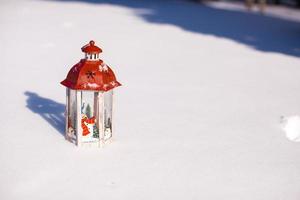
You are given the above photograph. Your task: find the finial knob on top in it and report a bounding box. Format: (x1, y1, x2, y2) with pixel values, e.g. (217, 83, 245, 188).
(81, 40, 102, 54)
(89, 40, 95, 46)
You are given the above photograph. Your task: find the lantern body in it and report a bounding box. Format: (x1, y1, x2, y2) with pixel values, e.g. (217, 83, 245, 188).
(61, 41, 121, 147)
(66, 89, 113, 147)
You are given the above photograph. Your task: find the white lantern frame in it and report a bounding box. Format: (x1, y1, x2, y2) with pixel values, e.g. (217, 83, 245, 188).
(65, 89, 114, 147)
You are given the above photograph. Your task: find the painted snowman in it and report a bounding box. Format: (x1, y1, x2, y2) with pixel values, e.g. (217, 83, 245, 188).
(81, 114, 97, 142)
(104, 128, 112, 140)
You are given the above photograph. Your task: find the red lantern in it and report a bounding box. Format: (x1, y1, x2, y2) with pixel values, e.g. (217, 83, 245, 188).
(61, 40, 121, 147)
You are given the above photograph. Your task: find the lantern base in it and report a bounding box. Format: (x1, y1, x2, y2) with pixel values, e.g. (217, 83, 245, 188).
(75, 138, 113, 148)
(79, 141, 102, 148)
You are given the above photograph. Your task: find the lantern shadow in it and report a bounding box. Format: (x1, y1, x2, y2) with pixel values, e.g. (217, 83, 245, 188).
(24, 91, 65, 136)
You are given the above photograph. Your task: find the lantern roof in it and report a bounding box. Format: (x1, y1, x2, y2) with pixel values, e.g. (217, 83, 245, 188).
(61, 41, 121, 91)
(81, 40, 102, 54)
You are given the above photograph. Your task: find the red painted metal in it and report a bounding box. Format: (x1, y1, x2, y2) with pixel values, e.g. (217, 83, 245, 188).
(81, 40, 102, 54)
(61, 41, 121, 91)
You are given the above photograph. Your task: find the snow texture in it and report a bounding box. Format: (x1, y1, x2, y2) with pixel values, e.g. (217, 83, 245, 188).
(281, 116, 300, 142)
(1, 0, 300, 199)
(86, 82, 99, 88)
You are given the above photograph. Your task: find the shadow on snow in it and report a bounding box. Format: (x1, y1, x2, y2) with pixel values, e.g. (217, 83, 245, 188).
(48, 0, 300, 57)
(24, 91, 65, 136)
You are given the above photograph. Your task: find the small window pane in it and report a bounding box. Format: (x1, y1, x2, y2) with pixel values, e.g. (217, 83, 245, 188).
(81, 91, 99, 143)
(67, 89, 77, 142)
(104, 90, 113, 140)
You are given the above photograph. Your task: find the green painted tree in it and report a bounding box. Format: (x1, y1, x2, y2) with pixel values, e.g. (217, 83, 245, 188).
(93, 125, 99, 138)
(85, 104, 92, 118)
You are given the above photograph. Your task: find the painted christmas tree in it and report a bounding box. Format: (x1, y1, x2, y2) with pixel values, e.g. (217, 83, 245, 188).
(85, 104, 92, 118)
(93, 125, 99, 138)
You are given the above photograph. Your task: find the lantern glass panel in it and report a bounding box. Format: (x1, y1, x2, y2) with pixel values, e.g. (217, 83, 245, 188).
(81, 91, 99, 142)
(104, 90, 113, 140)
(66, 89, 77, 141)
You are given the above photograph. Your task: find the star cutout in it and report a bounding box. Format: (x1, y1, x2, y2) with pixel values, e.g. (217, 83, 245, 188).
(86, 71, 96, 79)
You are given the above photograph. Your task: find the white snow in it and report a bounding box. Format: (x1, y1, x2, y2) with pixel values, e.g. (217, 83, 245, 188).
(99, 63, 108, 71)
(1, 0, 300, 199)
(87, 82, 99, 88)
(281, 115, 300, 142)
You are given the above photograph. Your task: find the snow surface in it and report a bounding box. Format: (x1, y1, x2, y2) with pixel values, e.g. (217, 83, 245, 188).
(1, 0, 300, 199)
(281, 115, 300, 142)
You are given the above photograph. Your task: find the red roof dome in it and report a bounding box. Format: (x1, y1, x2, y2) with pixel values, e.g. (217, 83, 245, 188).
(61, 41, 121, 91)
(61, 59, 121, 91)
(81, 40, 102, 54)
